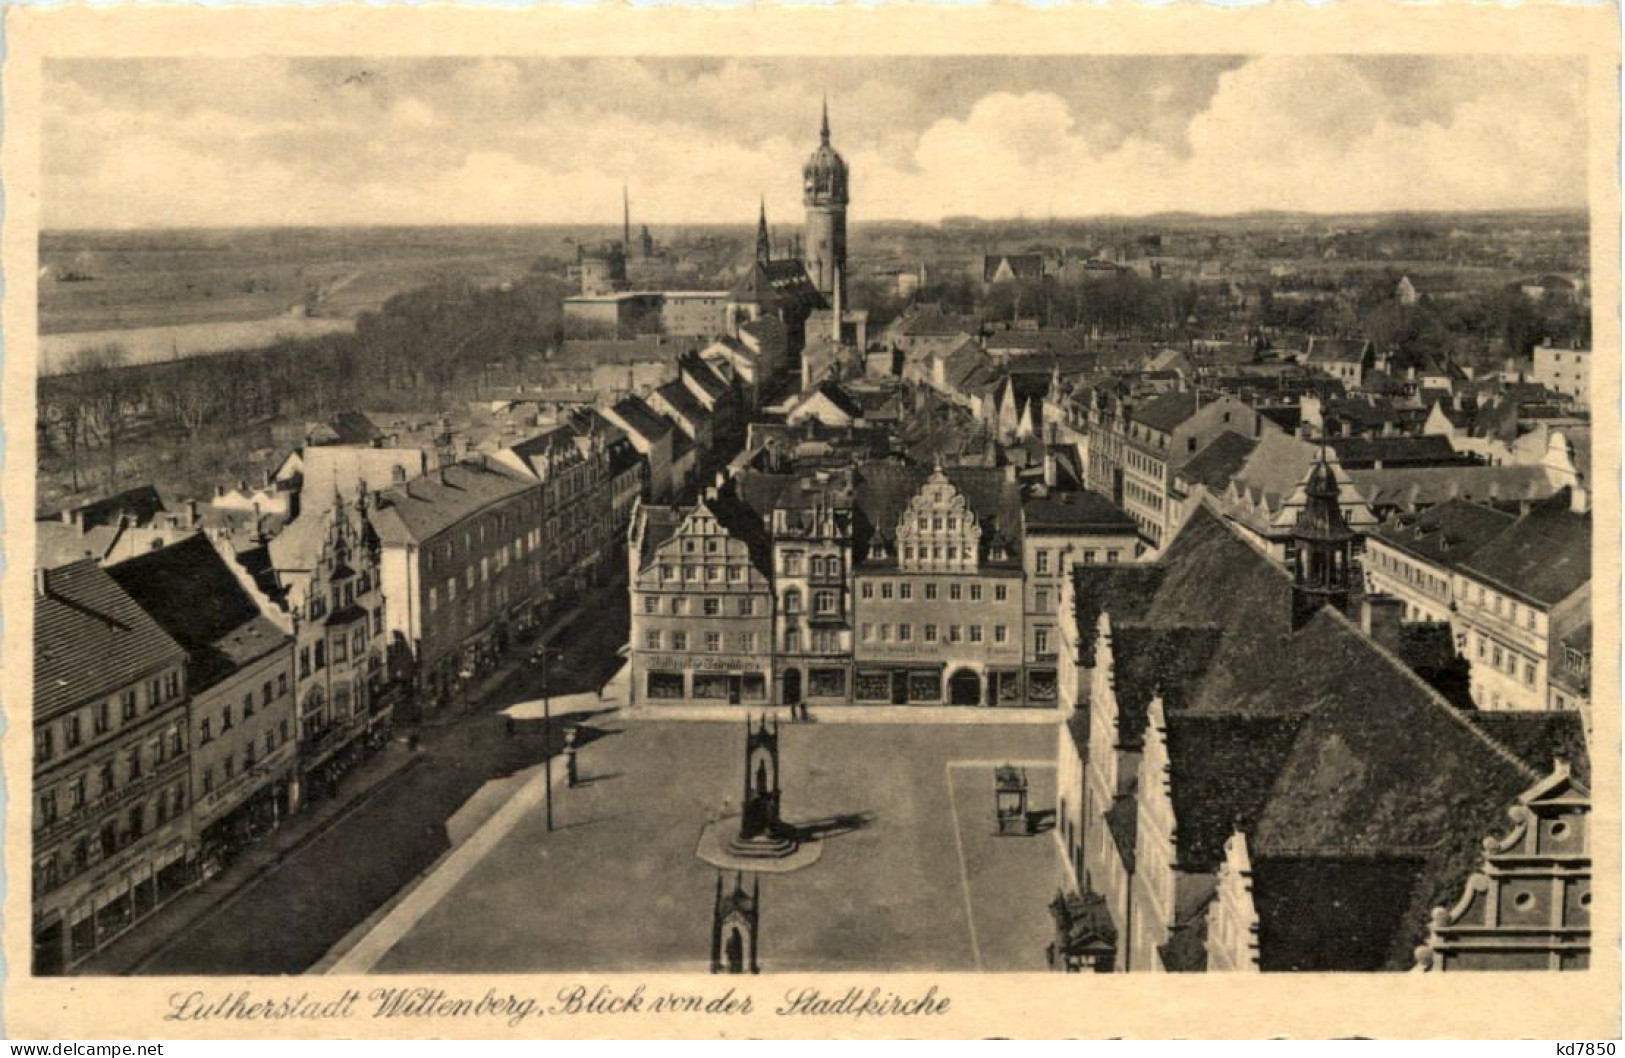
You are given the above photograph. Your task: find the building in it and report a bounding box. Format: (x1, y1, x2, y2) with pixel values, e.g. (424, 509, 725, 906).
(489, 423, 615, 607)
(1452, 488, 1591, 713)
(1085, 391, 1278, 551)
(627, 487, 776, 705)
(108, 535, 298, 874)
(1365, 499, 1515, 624)
(765, 469, 856, 708)
(802, 100, 848, 306)
(369, 463, 544, 711)
(33, 561, 192, 974)
(850, 463, 1027, 706)
(1304, 336, 1374, 389)
(1054, 475, 1591, 972)
(1532, 343, 1590, 408)
(601, 394, 679, 503)
(1020, 490, 1140, 704)
(232, 488, 392, 804)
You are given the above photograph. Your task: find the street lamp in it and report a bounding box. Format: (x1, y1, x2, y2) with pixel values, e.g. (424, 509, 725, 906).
(532, 645, 564, 832)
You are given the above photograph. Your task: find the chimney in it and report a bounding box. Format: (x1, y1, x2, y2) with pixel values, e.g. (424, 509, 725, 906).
(186, 499, 200, 527)
(1361, 594, 1406, 654)
(1570, 484, 1591, 515)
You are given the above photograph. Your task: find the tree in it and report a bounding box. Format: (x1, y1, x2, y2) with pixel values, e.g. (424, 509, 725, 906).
(66, 344, 139, 491)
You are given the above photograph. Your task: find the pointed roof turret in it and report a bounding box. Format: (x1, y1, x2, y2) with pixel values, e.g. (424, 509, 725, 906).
(820, 95, 831, 145)
(756, 198, 771, 263)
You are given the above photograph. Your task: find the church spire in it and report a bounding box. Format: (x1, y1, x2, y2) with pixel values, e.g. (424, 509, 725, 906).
(820, 95, 830, 146)
(756, 198, 771, 263)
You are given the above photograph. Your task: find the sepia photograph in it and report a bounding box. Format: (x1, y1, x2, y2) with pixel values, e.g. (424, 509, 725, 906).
(6, 7, 1619, 1039)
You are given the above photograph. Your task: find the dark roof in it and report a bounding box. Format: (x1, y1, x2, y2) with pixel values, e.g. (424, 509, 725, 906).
(1324, 435, 1468, 469)
(36, 559, 188, 718)
(983, 253, 1045, 282)
(806, 381, 865, 421)
(1467, 711, 1591, 788)
(323, 410, 384, 446)
(654, 378, 709, 426)
(46, 485, 166, 531)
(1305, 336, 1372, 365)
(1251, 855, 1429, 972)
(679, 355, 730, 402)
(1177, 432, 1258, 493)
(108, 534, 290, 692)
(731, 258, 825, 311)
(1108, 625, 1225, 749)
(1166, 714, 1306, 870)
(1459, 490, 1590, 606)
(555, 337, 677, 368)
(1369, 499, 1516, 571)
(851, 462, 1023, 565)
(635, 505, 683, 569)
(1071, 564, 1164, 664)
(1128, 391, 1199, 433)
(610, 394, 676, 444)
(1021, 490, 1136, 534)
(1105, 790, 1138, 874)
(369, 462, 536, 545)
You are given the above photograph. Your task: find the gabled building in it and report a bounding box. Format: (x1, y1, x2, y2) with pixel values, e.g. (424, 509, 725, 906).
(1304, 336, 1374, 389)
(627, 486, 776, 706)
(33, 561, 192, 975)
(1055, 469, 1591, 973)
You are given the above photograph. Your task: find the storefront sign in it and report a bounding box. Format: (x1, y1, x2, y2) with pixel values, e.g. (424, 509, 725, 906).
(642, 654, 764, 672)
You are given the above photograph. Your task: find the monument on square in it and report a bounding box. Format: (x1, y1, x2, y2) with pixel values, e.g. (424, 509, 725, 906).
(695, 712, 822, 873)
(710, 871, 761, 974)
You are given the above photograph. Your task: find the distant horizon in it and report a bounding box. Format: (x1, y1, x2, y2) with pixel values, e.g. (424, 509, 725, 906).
(46, 56, 1587, 228)
(39, 204, 1594, 237)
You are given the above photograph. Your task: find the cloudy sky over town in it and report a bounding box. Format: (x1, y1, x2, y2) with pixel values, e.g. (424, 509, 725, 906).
(45, 55, 1587, 229)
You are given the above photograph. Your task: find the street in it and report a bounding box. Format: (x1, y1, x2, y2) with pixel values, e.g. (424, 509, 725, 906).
(125, 576, 630, 976)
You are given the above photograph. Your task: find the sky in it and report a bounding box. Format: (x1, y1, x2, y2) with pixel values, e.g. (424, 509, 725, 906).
(43, 55, 1589, 229)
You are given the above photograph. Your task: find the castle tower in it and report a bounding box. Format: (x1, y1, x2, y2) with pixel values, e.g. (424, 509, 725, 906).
(1291, 448, 1354, 631)
(802, 96, 849, 307)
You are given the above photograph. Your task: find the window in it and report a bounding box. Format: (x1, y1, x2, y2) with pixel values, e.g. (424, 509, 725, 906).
(925, 624, 938, 642)
(969, 625, 984, 643)
(784, 552, 803, 576)
(1036, 589, 1051, 612)
(948, 625, 962, 643)
(1035, 628, 1052, 654)
(644, 596, 659, 614)
(1525, 661, 1537, 687)
(265, 731, 276, 755)
(737, 597, 754, 616)
(995, 584, 1008, 602)
(970, 584, 983, 602)
(861, 623, 873, 642)
(950, 584, 963, 602)
(899, 624, 912, 642)
(881, 583, 894, 600)
(994, 625, 1008, 644)
(738, 633, 756, 652)
(815, 591, 837, 615)
(645, 630, 662, 650)
(315, 641, 327, 670)
(1036, 550, 1051, 574)
(925, 583, 938, 601)
(121, 689, 137, 721)
(203, 768, 214, 794)
(899, 583, 913, 601)
(672, 632, 688, 652)
(277, 673, 288, 697)
(333, 635, 348, 664)
(706, 632, 722, 653)
(671, 597, 688, 615)
(861, 583, 874, 600)
(703, 598, 721, 617)
(879, 624, 891, 642)
(94, 701, 110, 735)
(784, 589, 803, 615)
(784, 629, 800, 653)
(223, 706, 234, 732)
(126, 745, 142, 780)
(65, 715, 82, 749)
(707, 566, 722, 582)
(99, 759, 115, 793)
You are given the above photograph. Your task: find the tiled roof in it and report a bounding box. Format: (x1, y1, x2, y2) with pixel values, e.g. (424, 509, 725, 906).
(47, 485, 166, 531)
(1458, 489, 1590, 606)
(1108, 625, 1225, 749)
(851, 462, 1023, 564)
(1467, 711, 1591, 788)
(1305, 336, 1372, 364)
(108, 534, 290, 692)
(36, 559, 187, 719)
(1105, 789, 1138, 874)
(1021, 489, 1136, 533)
(1166, 713, 1306, 870)
(1129, 392, 1199, 433)
(1250, 854, 1429, 972)
(1348, 464, 1559, 512)
(609, 395, 676, 445)
(654, 379, 709, 426)
(1368, 499, 1516, 570)
(1070, 565, 1163, 664)
(635, 505, 683, 570)
(1324, 435, 1465, 468)
(369, 463, 536, 546)
(1177, 432, 1258, 494)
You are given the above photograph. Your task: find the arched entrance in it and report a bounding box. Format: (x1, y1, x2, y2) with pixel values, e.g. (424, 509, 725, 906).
(782, 669, 802, 706)
(948, 668, 982, 706)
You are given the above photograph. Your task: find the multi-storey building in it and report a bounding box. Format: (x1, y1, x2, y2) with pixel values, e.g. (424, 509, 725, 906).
(1365, 500, 1514, 624)
(627, 488, 776, 705)
(34, 560, 192, 974)
(491, 422, 614, 609)
(110, 535, 298, 868)
(1532, 342, 1590, 408)
(232, 489, 390, 806)
(850, 463, 1026, 706)
(1085, 390, 1276, 551)
(768, 471, 855, 708)
(370, 462, 544, 711)
(1020, 491, 1140, 706)
(1452, 488, 1591, 713)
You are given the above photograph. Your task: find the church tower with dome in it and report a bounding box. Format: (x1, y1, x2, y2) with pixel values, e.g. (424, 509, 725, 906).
(802, 98, 849, 307)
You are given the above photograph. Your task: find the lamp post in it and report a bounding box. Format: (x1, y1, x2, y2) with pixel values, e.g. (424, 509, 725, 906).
(532, 645, 563, 832)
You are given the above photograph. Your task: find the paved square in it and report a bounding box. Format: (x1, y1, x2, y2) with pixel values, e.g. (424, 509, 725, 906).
(370, 720, 1065, 973)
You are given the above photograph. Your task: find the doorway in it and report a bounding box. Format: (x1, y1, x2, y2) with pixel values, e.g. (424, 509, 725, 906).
(948, 668, 982, 706)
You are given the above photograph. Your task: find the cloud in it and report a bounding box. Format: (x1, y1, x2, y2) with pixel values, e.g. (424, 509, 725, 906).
(42, 55, 1587, 228)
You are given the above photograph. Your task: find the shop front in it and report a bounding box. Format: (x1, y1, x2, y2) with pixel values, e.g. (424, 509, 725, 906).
(853, 665, 945, 705)
(639, 653, 771, 705)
